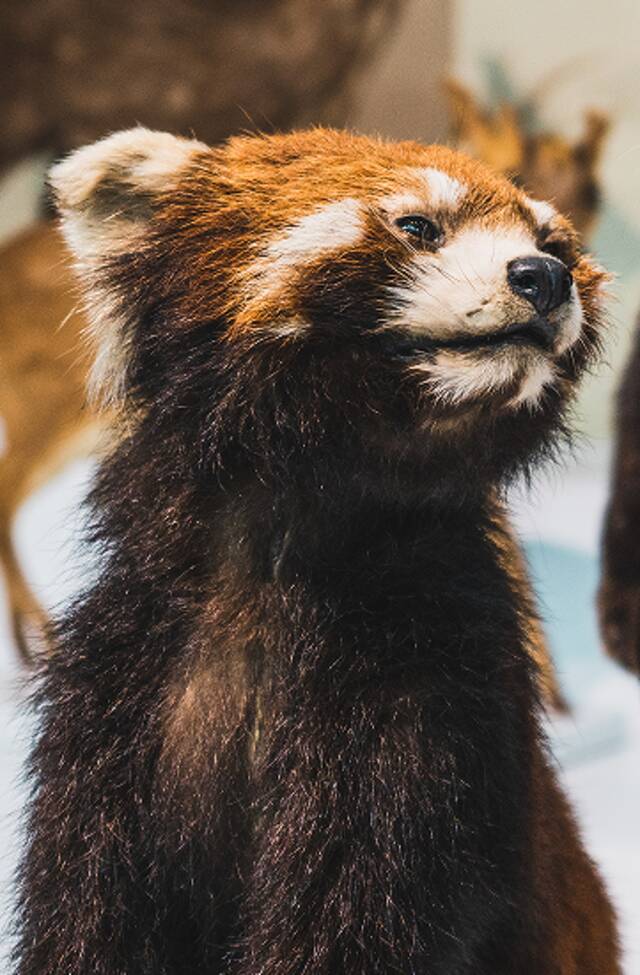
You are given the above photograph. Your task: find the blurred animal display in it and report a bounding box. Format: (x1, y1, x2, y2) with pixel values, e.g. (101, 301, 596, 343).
(0, 0, 404, 177)
(598, 314, 640, 677)
(445, 78, 610, 240)
(0, 225, 99, 663)
(15, 124, 619, 975)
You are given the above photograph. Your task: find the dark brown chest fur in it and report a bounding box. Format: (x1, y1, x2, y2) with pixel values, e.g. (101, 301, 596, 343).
(14, 325, 621, 974)
(146, 479, 538, 973)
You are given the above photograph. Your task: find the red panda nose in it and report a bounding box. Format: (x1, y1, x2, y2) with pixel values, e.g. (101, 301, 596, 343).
(507, 257, 573, 315)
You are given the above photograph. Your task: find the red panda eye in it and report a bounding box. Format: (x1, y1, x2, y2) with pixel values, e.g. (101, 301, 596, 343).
(395, 215, 443, 249)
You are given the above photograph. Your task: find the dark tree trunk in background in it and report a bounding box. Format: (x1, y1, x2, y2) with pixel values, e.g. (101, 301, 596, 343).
(599, 312, 640, 675)
(0, 0, 405, 173)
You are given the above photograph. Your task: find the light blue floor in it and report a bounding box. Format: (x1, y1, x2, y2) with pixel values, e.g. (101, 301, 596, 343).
(525, 541, 619, 702)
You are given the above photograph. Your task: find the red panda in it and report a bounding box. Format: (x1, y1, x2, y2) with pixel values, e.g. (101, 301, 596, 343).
(16, 127, 619, 975)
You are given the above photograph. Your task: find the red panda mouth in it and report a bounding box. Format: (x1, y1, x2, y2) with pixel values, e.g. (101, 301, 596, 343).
(392, 317, 556, 357)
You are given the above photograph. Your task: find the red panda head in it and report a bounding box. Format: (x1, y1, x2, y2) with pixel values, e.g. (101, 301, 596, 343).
(50, 127, 607, 490)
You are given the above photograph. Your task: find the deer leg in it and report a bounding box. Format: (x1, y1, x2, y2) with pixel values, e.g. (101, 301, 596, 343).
(0, 517, 48, 666)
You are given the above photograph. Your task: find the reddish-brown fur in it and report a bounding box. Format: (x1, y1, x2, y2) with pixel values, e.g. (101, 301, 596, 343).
(0, 219, 565, 712)
(14, 128, 619, 974)
(2, 72, 608, 677)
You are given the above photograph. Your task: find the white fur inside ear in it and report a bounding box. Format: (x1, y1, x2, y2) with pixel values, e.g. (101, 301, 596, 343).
(49, 128, 207, 265)
(49, 127, 207, 213)
(49, 128, 207, 408)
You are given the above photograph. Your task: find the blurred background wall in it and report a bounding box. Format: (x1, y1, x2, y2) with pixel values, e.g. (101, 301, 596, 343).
(351, 0, 452, 140)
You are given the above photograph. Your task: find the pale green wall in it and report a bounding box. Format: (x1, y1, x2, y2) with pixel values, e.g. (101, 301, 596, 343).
(454, 0, 640, 439)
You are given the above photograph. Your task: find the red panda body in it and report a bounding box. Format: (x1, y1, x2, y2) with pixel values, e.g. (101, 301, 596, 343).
(16, 128, 619, 974)
(599, 309, 640, 675)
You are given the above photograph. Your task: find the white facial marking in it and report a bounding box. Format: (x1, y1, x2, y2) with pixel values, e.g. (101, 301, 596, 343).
(247, 198, 363, 307)
(508, 361, 555, 410)
(379, 192, 426, 220)
(379, 170, 466, 222)
(385, 221, 584, 406)
(554, 284, 583, 354)
(266, 198, 363, 270)
(411, 167, 467, 208)
(412, 349, 555, 410)
(411, 351, 518, 406)
(526, 197, 557, 228)
(387, 226, 541, 339)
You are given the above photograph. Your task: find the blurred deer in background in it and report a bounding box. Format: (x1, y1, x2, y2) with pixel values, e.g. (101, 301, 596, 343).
(445, 78, 610, 239)
(0, 0, 408, 663)
(0, 224, 99, 663)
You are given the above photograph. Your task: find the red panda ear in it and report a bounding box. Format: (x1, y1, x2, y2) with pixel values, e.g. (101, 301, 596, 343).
(48, 127, 207, 268)
(48, 128, 208, 409)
